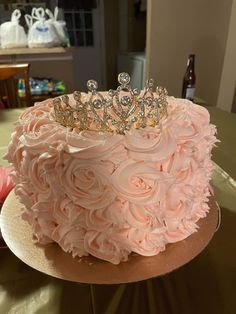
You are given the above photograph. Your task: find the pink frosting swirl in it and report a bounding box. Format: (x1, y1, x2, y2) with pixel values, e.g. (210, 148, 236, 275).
(112, 159, 174, 205)
(125, 125, 176, 161)
(167, 98, 205, 143)
(61, 156, 115, 210)
(84, 230, 130, 264)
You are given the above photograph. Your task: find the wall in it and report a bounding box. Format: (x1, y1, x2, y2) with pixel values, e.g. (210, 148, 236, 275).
(146, 0, 233, 105)
(103, 0, 119, 89)
(119, 0, 146, 53)
(72, 6, 106, 91)
(217, 0, 236, 112)
(127, 0, 146, 52)
(104, 0, 146, 89)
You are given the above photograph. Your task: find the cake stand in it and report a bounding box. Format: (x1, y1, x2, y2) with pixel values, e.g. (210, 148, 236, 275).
(0, 191, 220, 285)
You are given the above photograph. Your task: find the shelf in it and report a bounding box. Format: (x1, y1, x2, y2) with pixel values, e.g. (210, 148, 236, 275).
(0, 47, 71, 56)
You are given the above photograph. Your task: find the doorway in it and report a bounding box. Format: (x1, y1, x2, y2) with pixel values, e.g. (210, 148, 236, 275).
(62, 0, 106, 91)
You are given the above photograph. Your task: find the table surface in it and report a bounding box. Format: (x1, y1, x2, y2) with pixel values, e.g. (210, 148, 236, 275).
(0, 105, 235, 314)
(207, 106, 236, 180)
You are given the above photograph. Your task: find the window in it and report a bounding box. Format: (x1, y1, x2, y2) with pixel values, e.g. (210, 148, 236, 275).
(64, 10, 94, 47)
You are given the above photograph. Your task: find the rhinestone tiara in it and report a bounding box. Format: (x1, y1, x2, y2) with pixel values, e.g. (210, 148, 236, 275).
(53, 72, 168, 135)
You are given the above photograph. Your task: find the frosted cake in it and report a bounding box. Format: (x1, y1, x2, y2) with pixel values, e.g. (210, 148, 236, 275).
(5, 73, 217, 264)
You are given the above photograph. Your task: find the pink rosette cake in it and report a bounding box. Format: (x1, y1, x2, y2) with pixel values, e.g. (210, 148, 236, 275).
(5, 73, 217, 264)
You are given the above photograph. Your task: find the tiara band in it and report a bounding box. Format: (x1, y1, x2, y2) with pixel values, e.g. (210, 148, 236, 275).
(53, 72, 168, 135)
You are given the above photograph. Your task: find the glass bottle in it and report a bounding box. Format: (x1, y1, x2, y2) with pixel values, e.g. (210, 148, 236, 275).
(182, 54, 196, 101)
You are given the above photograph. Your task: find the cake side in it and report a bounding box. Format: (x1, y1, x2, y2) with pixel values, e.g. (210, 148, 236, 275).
(4, 95, 217, 264)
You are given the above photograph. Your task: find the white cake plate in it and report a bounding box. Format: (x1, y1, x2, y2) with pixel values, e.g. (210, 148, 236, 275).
(0, 191, 219, 284)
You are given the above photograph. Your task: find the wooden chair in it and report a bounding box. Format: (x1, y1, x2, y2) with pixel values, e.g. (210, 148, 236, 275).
(0, 63, 31, 108)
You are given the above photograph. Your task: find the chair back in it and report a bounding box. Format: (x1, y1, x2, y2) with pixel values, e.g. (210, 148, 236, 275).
(0, 64, 31, 108)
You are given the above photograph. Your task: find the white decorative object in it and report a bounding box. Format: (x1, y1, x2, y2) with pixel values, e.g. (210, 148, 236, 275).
(27, 7, 60, 48)
(45, 7, 67, 46)
(0, 9, 27, 48)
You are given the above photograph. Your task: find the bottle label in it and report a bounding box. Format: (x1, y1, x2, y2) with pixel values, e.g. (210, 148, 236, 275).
(186, 87, 195, 100)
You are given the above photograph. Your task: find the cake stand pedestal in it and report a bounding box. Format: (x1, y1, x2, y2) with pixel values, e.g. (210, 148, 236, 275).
(0, 191, 220, 312)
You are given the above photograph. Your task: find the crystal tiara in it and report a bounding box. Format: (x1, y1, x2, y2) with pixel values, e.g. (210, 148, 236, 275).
(53, 72, 168, 134)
